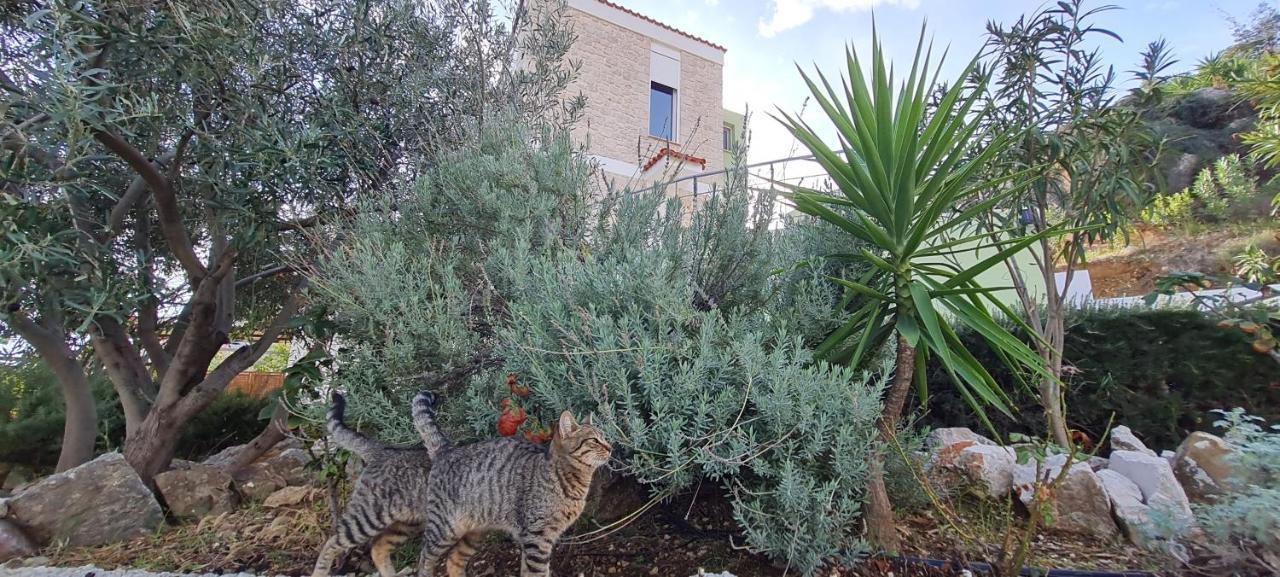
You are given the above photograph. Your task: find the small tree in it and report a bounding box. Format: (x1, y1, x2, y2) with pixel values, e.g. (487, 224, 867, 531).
(975, 0, 1160, 447)
(777, 25, 1057, 550)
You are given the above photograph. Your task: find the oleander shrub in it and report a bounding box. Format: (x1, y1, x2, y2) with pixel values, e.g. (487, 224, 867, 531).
(920, 307, 1280, 450)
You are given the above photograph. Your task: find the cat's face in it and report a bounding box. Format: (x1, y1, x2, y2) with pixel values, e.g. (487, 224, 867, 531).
(553, 410, 612, 468)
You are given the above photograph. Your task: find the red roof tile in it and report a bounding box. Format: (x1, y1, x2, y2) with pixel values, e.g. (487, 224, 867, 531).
(643, 147, 708, 172)
(595, 0, 727, 52)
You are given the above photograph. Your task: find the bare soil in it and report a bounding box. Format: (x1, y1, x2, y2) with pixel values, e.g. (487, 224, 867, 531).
(1084, 225, 1280, 298)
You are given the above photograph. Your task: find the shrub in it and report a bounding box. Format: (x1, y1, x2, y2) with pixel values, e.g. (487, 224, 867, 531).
(176, 393, 272, 460)
(1148, 409, 1280, 575)
(919, 307, 1280, 451)
(0, 360, 124, 470)
(1142, 190, 1195, 228)
(457, 186, 884, 574)
(313, 112, 887, 572)
(1191, 167, 1231, 219)
(1233, 245, 1278, 284)
(0, 358, 271, 469)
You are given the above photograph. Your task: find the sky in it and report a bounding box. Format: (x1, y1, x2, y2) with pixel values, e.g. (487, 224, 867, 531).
(611, 0, 1258, 164)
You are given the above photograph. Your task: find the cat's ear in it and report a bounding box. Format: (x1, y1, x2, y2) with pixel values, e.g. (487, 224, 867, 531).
(558, 410, 579, 434)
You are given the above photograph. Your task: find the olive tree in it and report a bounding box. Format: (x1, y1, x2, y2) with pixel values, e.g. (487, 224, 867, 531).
(0, 0, 575, 479)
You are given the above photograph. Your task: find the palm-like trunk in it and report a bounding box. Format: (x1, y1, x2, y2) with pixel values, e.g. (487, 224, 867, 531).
(864, 334, 916, 551)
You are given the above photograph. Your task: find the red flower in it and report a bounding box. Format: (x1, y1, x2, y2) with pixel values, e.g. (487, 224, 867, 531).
(523, 419, 552, 444)
(507, 373, 530, 397)
(497, 405, 526, 437)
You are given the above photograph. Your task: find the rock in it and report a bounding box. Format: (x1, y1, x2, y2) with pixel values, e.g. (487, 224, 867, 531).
(1097, 469, 1153, 544)
(1174, 432, 1236, 489)
(155, 463, 239, 520)
(0, 519, 35, 562)
(203, 437, 305, 469)
(1087, 456, 1109, 471)
(262, 485, 317, 508)
(1160, 450, 1176, 464)
(1014, 457, 1119, 539)
(1173, 88, 1250, 129)
(3, 453, 163, 547)
(1164, 153, 1202, 192)
(17, 555, 47, 567)
(0, 465, 34, 493)
(925, 428, 995, 451)
(231, 444, 312, 501)
(928, 445, 1016, 499)
(1110, 426, 1155, 456)
(1172, 455, 1222, 503)
(1109, 450, 1196, 533)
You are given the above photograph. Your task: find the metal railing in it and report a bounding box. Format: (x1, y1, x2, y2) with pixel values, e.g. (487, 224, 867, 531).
(634, 154, 834, 211)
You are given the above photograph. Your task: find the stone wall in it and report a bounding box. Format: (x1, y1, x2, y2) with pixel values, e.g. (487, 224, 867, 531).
(563, 3, 725, 179)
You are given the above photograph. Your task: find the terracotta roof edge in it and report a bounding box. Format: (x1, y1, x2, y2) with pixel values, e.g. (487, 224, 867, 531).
(595, 0, 727, 52)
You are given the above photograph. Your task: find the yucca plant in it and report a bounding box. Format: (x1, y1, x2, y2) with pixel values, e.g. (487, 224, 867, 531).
(775, 26, 1059, 550)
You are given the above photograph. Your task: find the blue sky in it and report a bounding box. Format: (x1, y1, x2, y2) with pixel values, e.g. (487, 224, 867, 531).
(614, 0, 1256, 163)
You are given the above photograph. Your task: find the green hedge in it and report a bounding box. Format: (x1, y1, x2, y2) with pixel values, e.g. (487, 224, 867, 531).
(0, 359, 271, 471)
(918, 307, 1280, 451)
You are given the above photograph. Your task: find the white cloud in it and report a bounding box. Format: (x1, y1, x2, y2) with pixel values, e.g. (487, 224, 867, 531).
(757, 0, 921, 38)
(704, 0, 720, 6)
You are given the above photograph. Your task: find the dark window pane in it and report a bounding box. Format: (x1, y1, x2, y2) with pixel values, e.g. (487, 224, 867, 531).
(650, 82, 675, 140)
(723, 124, 732, 149)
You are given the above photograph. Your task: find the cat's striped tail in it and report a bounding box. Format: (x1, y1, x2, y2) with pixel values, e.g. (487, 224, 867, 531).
(412, 390, 450, 459)
(327, 392, 385, 458)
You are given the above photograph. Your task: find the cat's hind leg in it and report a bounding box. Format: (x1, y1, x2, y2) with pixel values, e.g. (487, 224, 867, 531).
(415, 509, 462, 577)
(517, 529, 555, 577)
(370, 524, 414, 577)
(313, 499, 397, 577)
(443, 531, 483, 577)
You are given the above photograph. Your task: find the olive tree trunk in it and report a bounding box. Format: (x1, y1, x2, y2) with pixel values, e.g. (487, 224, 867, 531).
(6, 311, 98, 472)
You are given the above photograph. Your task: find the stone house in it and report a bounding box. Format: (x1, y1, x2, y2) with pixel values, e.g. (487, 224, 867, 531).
(561, 0, 733, 203)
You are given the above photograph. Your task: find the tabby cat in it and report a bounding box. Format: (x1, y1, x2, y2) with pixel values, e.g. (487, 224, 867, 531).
(311, 391, 442, 577)
(409, 389, 612, 577)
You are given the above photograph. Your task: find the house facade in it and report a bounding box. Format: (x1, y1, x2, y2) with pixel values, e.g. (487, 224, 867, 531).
(562, 0, 728, 199)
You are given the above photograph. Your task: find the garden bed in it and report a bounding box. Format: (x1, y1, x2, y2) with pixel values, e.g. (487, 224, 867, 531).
(42, 489, 1164, 577)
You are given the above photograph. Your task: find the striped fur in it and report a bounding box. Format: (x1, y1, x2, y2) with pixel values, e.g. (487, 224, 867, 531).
(415, 408, 611, 577)
(326, 392, 386, 458)
(412, 390, 450, 459)
(312, 393, 434, 577)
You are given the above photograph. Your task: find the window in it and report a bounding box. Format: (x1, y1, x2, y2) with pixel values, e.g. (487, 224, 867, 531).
(723, 123, 734, 149)
(649, 82, 676, 140)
